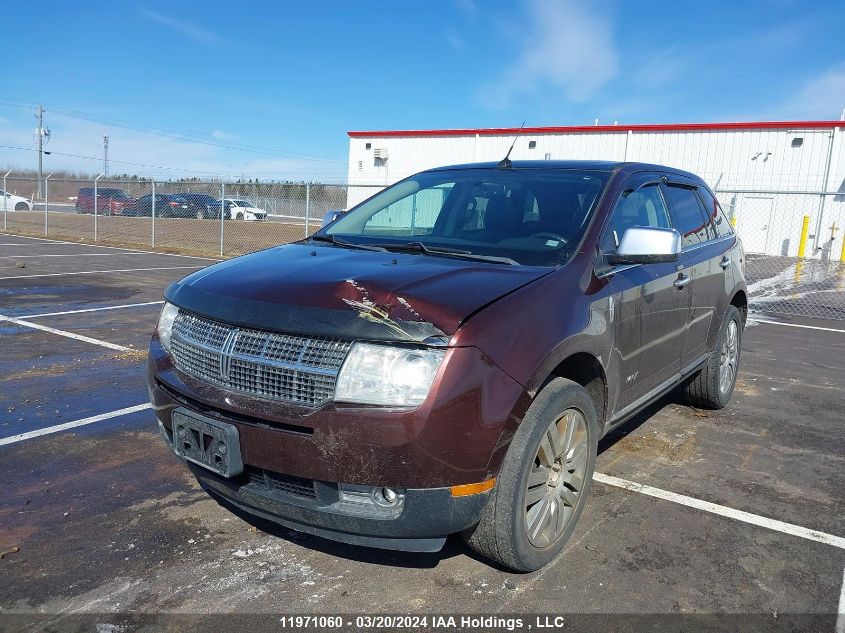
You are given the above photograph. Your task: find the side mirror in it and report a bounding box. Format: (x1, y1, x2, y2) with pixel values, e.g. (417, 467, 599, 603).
(606, 226, 681, 265)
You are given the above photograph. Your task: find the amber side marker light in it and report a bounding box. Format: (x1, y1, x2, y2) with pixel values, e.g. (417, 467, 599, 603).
(450, 478, 497, 497)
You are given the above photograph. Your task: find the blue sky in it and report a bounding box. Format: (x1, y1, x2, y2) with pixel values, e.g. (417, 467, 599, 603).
(1, 0, 844, 181)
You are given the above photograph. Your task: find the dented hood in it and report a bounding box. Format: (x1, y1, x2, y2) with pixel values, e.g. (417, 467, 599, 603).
(165, 244, 550, 342)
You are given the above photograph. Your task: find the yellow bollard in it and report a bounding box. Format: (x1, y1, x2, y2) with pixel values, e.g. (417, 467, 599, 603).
(841, 233, 845, 263)
(730, 216, 737, 228)
(797, 215, 810, 258)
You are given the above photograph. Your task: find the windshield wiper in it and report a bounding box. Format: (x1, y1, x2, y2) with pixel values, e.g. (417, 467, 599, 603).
(373, 241, 517, 265)
(310, 234, 387, 252)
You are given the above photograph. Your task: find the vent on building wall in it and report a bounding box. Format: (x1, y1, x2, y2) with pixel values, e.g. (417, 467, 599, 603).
(373, 148, 389, 159)
(791, 137, 804, 148)
(365, 142, 372, 150)
(528, 140, 537, 149)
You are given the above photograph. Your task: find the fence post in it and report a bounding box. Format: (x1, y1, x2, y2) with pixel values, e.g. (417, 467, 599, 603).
(220, 181, 225, 257)
(44, 172, 53, 236)
(151, 181, 156, 247)
(94, 173, 103, 241)
(2, 170, 10, 232)
(304, 183, 310, 238)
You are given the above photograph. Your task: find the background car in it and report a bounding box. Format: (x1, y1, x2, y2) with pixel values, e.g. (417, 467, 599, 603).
(223, 199, 267, 221)
(1, 189, 32, 211)
(179, 193, 222, 219)
(75, 188, 134, 215)
(125, 194, 191, 217)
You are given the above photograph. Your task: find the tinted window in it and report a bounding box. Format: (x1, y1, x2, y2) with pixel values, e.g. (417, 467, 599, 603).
(601, 183, 671, 253)
(698, 187, 733, 238)
(663, 184, 711, 247)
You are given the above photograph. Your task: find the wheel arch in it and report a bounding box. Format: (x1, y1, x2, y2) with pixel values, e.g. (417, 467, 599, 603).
(730, 289, 748, 324)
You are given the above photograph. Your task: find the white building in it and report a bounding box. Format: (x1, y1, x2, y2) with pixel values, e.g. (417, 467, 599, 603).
(347, 119, 845, 259)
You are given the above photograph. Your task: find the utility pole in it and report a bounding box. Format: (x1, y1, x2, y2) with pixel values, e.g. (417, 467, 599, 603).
(36, 104, 45, 197)
(103, 135, 110, 177)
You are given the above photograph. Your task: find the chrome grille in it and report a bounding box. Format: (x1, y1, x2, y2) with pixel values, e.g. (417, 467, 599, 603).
(169, 311, 351, 407)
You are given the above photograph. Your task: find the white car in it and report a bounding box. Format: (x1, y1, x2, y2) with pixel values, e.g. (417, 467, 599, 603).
(223, 199, 267, 221)
(1, 189, 32, 211)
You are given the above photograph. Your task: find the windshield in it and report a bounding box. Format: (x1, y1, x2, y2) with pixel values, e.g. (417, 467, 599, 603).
(326, 168, 610, 266)
(231, 200, 252, 207)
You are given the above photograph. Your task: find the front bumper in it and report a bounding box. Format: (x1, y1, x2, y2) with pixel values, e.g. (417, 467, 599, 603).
(148, 336, 527, 551)
(157, 419, 490, 552)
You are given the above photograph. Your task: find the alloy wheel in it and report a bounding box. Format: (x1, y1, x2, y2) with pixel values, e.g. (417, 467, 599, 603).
(525, 408, 589, 548)
(719, 320, 739, 395)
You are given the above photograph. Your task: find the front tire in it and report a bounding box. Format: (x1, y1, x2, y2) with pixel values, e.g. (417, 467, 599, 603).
(236, 212, 244, 221)
(463, 378, 598, 572)
(15, 202, 28, 211)
(682, 305, 742, 409)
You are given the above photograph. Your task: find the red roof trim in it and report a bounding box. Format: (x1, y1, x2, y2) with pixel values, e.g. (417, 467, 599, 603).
(348, 120, 845, 138)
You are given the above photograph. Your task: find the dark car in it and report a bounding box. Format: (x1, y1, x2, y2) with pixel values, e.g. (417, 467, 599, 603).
(179, 193, 223, 219)
(76, 187, 133, 215)
(148, 161, 747, 571)
(125, 194, 190, 218)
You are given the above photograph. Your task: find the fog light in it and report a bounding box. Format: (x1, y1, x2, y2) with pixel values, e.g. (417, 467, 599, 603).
(373, 487, 399, 507)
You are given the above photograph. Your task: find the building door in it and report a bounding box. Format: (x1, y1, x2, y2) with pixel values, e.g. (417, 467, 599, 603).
(738, 196, 774, 254)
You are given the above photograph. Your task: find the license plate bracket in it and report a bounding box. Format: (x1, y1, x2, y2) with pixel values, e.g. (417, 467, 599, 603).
(172, 409, 244, 478)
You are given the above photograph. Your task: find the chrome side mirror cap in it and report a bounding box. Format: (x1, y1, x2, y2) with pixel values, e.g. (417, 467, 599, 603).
(606, 226, 681, 265)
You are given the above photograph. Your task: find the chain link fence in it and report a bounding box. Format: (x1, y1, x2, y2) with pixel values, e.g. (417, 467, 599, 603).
(1, 176, 377, 258)
(2, 174, 844, 321)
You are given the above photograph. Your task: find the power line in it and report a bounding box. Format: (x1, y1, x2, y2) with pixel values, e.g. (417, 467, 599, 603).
(0, 144, 351, 180)
(0, 99, 346, 165)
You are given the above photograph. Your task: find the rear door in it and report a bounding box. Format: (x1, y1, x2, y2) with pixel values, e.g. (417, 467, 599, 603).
(662, 179, 731, 371)
(600, 173, 686, 411)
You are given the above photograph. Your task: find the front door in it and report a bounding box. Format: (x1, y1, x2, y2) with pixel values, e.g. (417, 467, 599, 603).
(600, 174, 687, 412)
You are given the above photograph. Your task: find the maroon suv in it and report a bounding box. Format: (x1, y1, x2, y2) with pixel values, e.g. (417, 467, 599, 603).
(148, 161, 747, 571)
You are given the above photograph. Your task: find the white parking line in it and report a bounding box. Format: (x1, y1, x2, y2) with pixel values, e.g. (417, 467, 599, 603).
(593, 472, 845, 549)
(0, 404, 152, 447)
(836, 567, 845, 633)
(0, 252, 150, 258)
(749, 318, 845, 334)
(21, 301, 165, 319)
(0, 314, 133, 351)
(0, 232, 221, 261)
(0, 265, 200, 281)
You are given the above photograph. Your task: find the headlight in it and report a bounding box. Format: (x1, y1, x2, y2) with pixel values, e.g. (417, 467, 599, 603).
(334, 343, 446, 407)
(157, 302, 179, 352)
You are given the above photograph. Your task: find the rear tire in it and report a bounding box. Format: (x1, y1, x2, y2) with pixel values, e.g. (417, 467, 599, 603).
(462, 378, 598, 572)
(682, 305, 742, 409)
(236, 212, 244, 221)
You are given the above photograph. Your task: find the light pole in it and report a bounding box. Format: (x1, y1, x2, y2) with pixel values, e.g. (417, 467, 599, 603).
(103, 136, 110, 177)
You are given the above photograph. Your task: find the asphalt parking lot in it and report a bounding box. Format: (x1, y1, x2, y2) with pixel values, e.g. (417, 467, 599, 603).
(0, 233, 843, 632)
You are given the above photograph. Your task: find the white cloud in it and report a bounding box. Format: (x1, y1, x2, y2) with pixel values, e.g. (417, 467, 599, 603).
(140, 9, 223, 45)
(455, 0, 477, 15)
(780, 63, 845, 120)
(211, 130, 238, 141)
(484, 0, 617, 108)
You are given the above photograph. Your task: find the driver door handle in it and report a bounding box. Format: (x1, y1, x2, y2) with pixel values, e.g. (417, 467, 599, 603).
(720, 256, 732, 270)
(673, 274, 691, 290)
